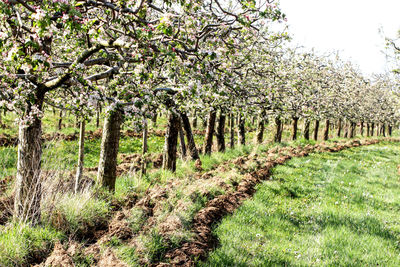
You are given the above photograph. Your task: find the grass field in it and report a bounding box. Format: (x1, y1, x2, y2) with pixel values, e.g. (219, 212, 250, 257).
(203, 142, 400, 266)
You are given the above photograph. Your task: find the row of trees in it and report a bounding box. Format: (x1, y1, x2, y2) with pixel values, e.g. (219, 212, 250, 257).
(0, 0, 399, 223)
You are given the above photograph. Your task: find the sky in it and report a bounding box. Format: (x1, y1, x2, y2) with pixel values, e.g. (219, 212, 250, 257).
(278, 0, 400, 75)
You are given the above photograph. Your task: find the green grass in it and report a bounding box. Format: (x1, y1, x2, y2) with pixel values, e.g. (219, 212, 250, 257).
(202, 142, 400, 266)
(42, 192, 111, 237)
(0, 223, 63, 266)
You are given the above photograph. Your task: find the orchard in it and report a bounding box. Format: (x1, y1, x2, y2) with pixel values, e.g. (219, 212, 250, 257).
(0, 0, 400, 266)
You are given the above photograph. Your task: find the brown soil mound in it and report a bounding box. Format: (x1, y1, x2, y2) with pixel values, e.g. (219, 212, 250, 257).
(97, 248, 128, 267)
(41, 242, 74, 267)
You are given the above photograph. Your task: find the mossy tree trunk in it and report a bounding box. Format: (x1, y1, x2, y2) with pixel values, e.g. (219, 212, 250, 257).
(14, 91, 45, 224)
(97, 109, 124, 192)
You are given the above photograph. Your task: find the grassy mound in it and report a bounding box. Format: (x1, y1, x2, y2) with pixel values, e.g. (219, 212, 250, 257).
(203, 142, 400, 266)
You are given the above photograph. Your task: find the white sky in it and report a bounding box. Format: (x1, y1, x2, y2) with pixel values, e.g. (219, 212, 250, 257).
(279, 0, 400, 75)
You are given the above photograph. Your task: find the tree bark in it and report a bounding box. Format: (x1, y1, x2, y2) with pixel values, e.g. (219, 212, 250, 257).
(274, 117, 283, 143)
(230, 112, 235, 148)
(314, 120, 320, 141)
(192, 110, 198, 129)
(292, 117, 299, 140)
(389, 125, 393, 136)
(58, 110, 63, 130)
(303, 119, 310, 140)
(152, 112, 158, 128)
(162, 111, 180, 172)
(376, 123, 379, 136)
(360, 121, 364, 136)
(14, 92, 45, 224)
(75, 119, 85, 193)
(180, 112, 199, 160)
(179, 122, 187, 158)
(382, 124, 386, 137)
(202, 116, 207, 129)
(97, 109, 123, 192)
(216, 110, 226, 152)
(323, 119, 330, 141)
(337, 119, 342, 138)
(349, 122, 356, 138)
(238, 113, 246, 145)
(371, 123, 374, 136)
(203, 111, 217, 154)
(256, 110, 266, 144)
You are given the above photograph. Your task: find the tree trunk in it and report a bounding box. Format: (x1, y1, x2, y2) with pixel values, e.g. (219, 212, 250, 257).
(256, 110, 266, 144)
(203, 111, 217, 154)
(314, 120, 320, 141)
(140, 119, 148, 177)
(97, 109, 123, 192)
(162, 111, 180, 172)
(58, 110, 63, 130)
(180, 112, 199, 160)
(14, 93, 45, 224)
(202, 116, 207, 129)
(389, 125, 393, 136)
(303, 119, 310, 140)
(360, 122, 364, 136)
(323, 119, 330, 141)
(376, 123, 379, 136)
(230, 112, 235, 148)
(192, 110, 198, 129)
(96, 106, 100, 128)
(75, 119, 85, 193)
(274, 117, 283, 143)
(216, 110, 226, 152)
(337, 119, 342, 138)
(349, 122, 356, 138)
(382, 124, 386, 137)
(238, 113, 246, 145)
(152, 112, 158, 128)
(292, 117, 299, 140)
(371, 123, 374, 136)
(179, 122, 187, 158)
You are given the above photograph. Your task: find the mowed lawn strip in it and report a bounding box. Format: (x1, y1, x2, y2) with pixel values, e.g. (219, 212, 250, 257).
(202, 142, 400, 266)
